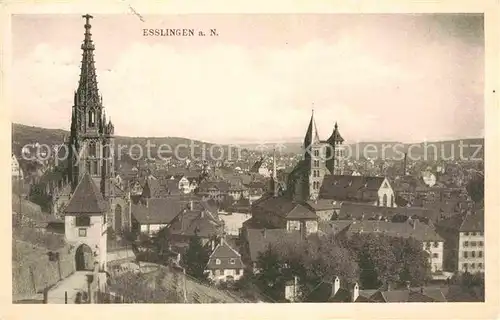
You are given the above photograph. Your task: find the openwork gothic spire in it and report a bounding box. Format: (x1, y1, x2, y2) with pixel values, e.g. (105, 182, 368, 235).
(77, 14, 100, 107)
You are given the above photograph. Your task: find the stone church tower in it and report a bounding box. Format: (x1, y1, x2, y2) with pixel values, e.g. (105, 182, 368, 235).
(65, 15, 130, 234)
(287, 111, 345, 202)
(68, 14, 115, 196)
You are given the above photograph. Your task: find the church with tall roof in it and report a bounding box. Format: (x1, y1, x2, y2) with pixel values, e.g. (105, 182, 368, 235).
(286, 111, 346, 202)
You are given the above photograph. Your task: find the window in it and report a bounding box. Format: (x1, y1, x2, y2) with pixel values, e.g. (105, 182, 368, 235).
(462, 263, 468, 270)
(425, 242, 431, 249)
(463, 241, 469, 247)
(471, 263, 475, 269)
(215, 259, 221, 265)
(89, 142, 97, 157)
(433, 241, 439, 248)
(478, 232, 484, 236)
(479, 241, 484, 247)
(463, 251, 468, 258)
(76, 216, 91, 227)
(313, 170, 317, 178)
(314, 150, 319, 157)
(471, 251, 476, 258)
(78, 228, 87, 237)
(464, 232, 470, 236)
(230, 258, 235, 265)
(471, 232, 477, 236)
(471, 241, 477, 247)
(478, 263, 483, 269)
(236, 269, 241, 275)
(478, 251, 483, 258)
(432, 253, 439, 258)
(88, 109, 95, 127)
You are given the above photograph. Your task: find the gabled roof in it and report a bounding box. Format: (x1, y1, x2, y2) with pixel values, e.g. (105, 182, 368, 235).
(64, 173, 107, 215)
(131, 197, 190, 225)
(206, 239, 244, 270)
(320, 175, 388, 200)
(459, 210, 484, 232)
(252, 195, 317, 220)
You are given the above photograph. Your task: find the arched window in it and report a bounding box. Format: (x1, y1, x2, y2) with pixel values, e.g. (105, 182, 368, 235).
(89, 142, 97, 157)
(390, 194, 394, 207)
(383, 194, 388, 207)
(88, 109, 95, 127)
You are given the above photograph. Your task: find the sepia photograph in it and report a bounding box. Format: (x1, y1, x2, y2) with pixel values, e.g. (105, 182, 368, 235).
(7, 8, 491, 309)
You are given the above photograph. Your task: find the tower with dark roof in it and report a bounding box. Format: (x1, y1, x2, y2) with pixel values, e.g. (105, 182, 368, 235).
(287, 110, 330, 202)
(68, 14, 115, 195)
(326, 122, 345, 175)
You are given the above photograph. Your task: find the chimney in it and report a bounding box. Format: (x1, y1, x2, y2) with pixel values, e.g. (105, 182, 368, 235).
(263, 228, 266, 238)
(420, 286, 424, 294)
(352, 282, 359, 302)
(405, 281, 410, 290)
(413, 219, 417, 230)
(189, 200, 194, 211)
(386, 281, 391, 291)
(211, 239, 215, 251)
(333, 276, 340, 297)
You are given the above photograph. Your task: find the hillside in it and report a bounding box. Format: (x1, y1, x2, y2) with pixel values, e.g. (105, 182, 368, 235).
(12, 123, 484, 161)
(242, 139, 485, 161)
(12, 123, 249, 161)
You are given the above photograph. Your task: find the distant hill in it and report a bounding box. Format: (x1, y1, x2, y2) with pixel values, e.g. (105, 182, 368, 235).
(12, 123, 484, 162)
(241, 139, 485, 161)
(11, 123, 249, 161)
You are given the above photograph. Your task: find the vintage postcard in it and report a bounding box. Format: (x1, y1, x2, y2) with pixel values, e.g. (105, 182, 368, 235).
(2, 0, 499, 319)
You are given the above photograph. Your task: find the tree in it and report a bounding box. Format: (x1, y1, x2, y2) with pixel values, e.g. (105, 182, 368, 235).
(182, 233, 210, 281)
(395, 237, 432, 286)
(254, 234, 359, 302)
(466, 175, 484, 205)
(344, 234, 431, 289)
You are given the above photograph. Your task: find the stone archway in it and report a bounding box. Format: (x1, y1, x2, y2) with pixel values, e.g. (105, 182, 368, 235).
(75, 243, 94, 271)
(114, 204, 122, 232)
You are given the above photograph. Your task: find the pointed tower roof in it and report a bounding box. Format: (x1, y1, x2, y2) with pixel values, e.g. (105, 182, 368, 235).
(77, 14, 100, 107)
(64, 172, 107, 214)
(304, 110, 321, 148)
(327, 122, 344, 144)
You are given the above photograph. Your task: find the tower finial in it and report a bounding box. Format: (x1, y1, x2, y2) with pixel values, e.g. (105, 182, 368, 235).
(335, 121, 338, 130)
(312, 102, 314, 115)
(82, 14, 93, 25)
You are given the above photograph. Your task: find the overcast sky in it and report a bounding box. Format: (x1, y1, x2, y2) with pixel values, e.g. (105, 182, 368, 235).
(12, 14, 484, 144)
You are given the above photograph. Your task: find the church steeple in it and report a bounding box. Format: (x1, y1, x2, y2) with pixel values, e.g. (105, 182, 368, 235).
(303, 108, 320, 153)
(68, 15, 115, 192)
(269, 148, 279, 197)
(77, 14, 100, 108)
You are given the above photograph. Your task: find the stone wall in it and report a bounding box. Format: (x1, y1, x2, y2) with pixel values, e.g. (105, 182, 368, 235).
(12, 242, 75, 298)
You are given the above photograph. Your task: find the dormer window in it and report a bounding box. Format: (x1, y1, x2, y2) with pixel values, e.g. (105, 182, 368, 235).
(215, 259, 221, 265)
(230, 258, 235, 265)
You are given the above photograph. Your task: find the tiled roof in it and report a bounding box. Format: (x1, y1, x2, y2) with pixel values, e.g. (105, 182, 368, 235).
(339, 202, 438, 221)
(305, 199, 342, 211)
(198, 181, 231, 193)
(169, 210, 222, 238)
(344, 220, 444, 242)
(64, 173, 107, 214)
(459, 210, 484, 232)
(206, 239, 244, 270)
(320, 175, 387, 200)
(253, 195, 317, 220)
(131, 198, 191, 224)
(246, 228, 301, 262)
